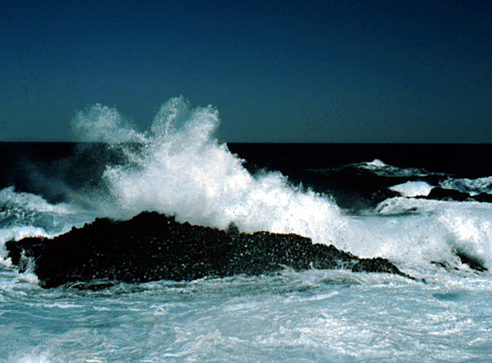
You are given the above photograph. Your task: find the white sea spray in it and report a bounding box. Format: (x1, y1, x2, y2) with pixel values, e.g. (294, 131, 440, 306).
(71, 97, 346, 243)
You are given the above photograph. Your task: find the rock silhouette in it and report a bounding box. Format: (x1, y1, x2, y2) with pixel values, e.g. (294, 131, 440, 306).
(417, 187, 492, 203)
(6, 211, 415, 289)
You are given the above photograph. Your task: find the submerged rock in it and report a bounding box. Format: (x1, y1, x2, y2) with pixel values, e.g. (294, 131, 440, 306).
(6, 211, 414, 288)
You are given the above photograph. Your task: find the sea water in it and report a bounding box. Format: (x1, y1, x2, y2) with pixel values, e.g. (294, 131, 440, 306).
(1, 97, 492, 362)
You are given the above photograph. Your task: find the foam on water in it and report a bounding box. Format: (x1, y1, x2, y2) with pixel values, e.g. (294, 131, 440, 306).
(441, 176, 492, 195)
(0, 186, 74, 216)
(358, 159, 432, 177)
(389, 180, 433, 197)
(0, 186, 93, 236)
(2, 270, 492, 363)
(0, 186, 99, 269)
(370, 196, 492, 272)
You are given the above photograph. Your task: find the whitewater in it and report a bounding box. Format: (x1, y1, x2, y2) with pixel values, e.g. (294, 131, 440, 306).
(1, 97, 492, 362)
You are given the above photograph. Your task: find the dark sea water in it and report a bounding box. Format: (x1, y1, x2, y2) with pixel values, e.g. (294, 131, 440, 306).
(2, 98, 492, 362)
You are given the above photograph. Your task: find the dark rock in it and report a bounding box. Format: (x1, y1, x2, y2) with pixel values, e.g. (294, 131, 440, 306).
(424, 187, 470, 201)
(453, 249, 488, 272)
(473, 193, 492, 203)
(6, 211, 416, 288)
(351, 257, 404, 274)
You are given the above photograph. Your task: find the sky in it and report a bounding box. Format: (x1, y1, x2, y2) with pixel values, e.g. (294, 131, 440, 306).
(1, 0, 491, 142)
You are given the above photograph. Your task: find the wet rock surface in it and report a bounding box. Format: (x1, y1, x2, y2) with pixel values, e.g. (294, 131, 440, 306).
(6, 211, 414, 288)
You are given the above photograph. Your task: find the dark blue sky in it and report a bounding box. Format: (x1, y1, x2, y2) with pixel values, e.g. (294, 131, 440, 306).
(1, 0, 491, 142)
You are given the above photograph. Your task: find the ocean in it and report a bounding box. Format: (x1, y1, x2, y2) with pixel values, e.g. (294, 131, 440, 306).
(2, 97, 492, 362)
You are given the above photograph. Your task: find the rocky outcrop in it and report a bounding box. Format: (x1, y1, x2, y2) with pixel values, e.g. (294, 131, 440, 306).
(6, 211, 414, 289)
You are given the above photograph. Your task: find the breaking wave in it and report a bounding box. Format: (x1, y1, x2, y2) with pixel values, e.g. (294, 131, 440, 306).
(3, 97, 492, 277)
(70, 97, 346, 243)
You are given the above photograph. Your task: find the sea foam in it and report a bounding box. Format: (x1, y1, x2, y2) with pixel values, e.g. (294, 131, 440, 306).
(389, 181, 433, 197)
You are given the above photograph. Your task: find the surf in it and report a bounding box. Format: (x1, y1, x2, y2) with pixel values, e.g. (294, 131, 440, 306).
(3, 97, 492, 279)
